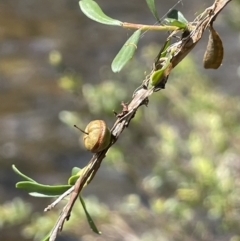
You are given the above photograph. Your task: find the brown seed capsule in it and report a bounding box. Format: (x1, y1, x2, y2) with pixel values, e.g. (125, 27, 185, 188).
(75, 120, 111, 153)
(203, 25, 224, 69)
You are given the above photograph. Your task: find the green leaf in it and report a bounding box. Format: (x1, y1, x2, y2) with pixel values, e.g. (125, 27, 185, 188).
(69, 167, 83, 185)
(16, 181, 71, 196)
(111, 29, 141, 73)
(29, 193, 59, 198)
(71, 167, 81, 176)
(79, 0, 122, 26)
(160, 39, 171, 58)
(68, 166, 93, 186)
(150, 69, 165, 87)
(12, 165, 37, 183)
(155, 39, 171, 63)
(146, 0, 160, 22)
(167, 9, 188, 24)
(68, 174, 81, 186)
(164, 18, 187, 29)
(79, 196, 101, 234)
(165, 9, 188, 28)
(150, 49, 174, 87)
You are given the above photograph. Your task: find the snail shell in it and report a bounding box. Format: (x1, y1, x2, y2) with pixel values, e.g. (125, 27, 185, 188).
(203, 25, 224, 69)
(83, 120, 111, 153)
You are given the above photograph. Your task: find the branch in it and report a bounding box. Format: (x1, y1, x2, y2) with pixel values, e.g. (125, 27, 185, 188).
(121, 22, 179, 31)
(46, 0, 232, 240)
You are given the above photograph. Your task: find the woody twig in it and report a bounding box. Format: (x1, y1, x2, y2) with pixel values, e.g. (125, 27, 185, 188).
(46, 1, 232, 240)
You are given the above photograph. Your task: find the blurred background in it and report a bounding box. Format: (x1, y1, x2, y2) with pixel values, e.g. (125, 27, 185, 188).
(0, 0, 240, 240)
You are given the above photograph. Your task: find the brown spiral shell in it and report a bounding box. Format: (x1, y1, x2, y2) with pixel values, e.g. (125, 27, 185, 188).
(83, 120, 111, 153)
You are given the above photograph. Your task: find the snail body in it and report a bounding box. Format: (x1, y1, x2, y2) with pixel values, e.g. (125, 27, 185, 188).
(203, 25, 224, 69)
(75, 120, 111, 153)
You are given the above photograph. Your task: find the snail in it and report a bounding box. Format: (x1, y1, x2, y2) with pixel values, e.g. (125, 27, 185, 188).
(74, 120, 111, 153)
(203, 24, 224, 69)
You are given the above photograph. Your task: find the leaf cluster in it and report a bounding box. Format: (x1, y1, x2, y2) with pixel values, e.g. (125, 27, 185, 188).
(80, 0, 189, 73)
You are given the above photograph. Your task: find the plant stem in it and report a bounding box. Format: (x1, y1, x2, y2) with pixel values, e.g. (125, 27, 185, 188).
(122, 22, 179, 31)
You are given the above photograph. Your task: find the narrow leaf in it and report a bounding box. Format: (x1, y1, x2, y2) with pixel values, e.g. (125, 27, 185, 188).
(155, 39, 171, 63)
(68, 166, 93, 186)
(160, 39, 171, 58)
(16, 181, 71, 196)
(71, 167, 81, 176)
(150, 49, 174, 86)
(166, 9, 188, 24)
(79, 196, 101, 234)
(69, 167, 83, 185)
(164, 18, 187, 29)
(68, 174, 81, 186)
(111, 29, 141, 73)
(146, 0, 160, 22)
(12, 165, 37, 183)
(29, 193, 60, 198)
(79, 0, 122, 26)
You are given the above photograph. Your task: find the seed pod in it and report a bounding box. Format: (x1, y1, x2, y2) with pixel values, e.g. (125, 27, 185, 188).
(203, 25, 224, 69)
(75, 120, 111, 153)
